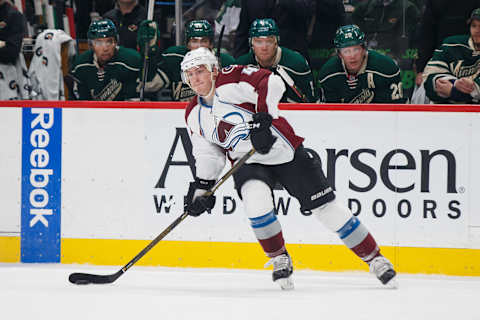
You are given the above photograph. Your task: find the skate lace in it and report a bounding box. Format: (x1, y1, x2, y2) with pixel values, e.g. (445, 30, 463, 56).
(369, 256, 393, 277)
(264, 254, 291, 271)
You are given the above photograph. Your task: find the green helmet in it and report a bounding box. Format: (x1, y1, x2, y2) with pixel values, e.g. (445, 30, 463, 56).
(334, 25, 366, 49)
(249, 18, 280, 44)
(87, 19, 117, 40)
(185, 20, 214, 43)
(468, 8, 480, 24)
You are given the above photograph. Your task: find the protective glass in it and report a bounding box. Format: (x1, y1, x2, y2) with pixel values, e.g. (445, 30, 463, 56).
(339, 46, 363, 57)
(251, 37, 277, 48)
(92, 39, 115, 47)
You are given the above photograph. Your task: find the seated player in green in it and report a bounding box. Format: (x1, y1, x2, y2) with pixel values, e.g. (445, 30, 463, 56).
(69, 19, 142, 101)
(235, 18, 318, 103)
(423, 8, 480, 104)
(137, 19, 235, 101)
(318, 24, 406, 104)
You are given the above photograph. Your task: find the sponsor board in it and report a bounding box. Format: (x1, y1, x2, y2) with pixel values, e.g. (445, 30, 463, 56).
(21, 108, 62, 262)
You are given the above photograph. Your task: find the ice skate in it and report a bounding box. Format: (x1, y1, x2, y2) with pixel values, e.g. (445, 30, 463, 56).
(369, 256, 398, 288)
(265, 253, 294, 290)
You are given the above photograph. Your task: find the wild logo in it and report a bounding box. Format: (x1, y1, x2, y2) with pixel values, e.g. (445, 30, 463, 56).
(0, 21, 6, 29)
(44, 32, 54, 40)
(128, 24, 138, 32)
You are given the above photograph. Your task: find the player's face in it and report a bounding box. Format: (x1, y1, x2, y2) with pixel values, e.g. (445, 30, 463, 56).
(339, 45, 366, 74)
(92, 37, 116, 65)
(470, 20, 480, 47)
(187, 37, 212, 50)
(251, 36, 278, 67)
(185, 65, 214, 96)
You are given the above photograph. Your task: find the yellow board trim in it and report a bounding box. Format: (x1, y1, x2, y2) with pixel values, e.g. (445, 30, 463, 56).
(0, 236, 20, 262)
(58, 238, 480, 276)
(2, 236, 480, 276)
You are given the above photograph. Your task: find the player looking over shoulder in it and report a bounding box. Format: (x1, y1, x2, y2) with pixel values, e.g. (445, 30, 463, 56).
(181, 47, 398, 290)
(318, 24, 406, 104)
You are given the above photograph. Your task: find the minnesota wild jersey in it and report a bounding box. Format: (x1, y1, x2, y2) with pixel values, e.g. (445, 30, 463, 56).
(423, 35, 480, 104)
(156, 45, 235, 101)
(69, 46, 141, 101)
(318, 50, 406, 104)
(235, 47, 318, 103)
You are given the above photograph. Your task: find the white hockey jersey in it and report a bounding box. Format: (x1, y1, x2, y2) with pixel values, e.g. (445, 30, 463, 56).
(0, 53, 29, 100)
(28, 29, 75, 100)
(185, 65, 304, 181)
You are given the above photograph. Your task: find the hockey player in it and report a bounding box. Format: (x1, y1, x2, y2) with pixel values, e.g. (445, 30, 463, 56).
(137, 19, 235, 101)
(423, 8, 480, 104)
(235, 18, 318, 103)
(318, 25, 406, 104)
(181, 47, 397, 290)
(69, 19, 142, 101)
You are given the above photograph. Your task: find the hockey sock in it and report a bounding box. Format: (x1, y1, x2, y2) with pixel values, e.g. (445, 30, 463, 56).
(313, 200, 380, 263)
(249, 209, 286, 258)
(241, 180, 286, 257)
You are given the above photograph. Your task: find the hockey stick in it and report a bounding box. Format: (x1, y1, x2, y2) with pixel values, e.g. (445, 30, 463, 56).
(216, 24, 225, 66)
(68, 148, 256, 285)
(276, 65, 308, 103)
(139, 0, 155, 101)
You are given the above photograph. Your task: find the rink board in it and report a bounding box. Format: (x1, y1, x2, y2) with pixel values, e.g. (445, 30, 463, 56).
(1, 101, 480, 276)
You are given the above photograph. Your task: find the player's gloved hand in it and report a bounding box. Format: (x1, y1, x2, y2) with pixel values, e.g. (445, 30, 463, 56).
(248, 112, 277, 154)
(184, 178, 216, 217)
(137, 20, 159, 55)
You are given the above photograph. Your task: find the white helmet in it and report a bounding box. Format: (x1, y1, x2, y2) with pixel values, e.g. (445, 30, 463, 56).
(180, 47, 219, 86)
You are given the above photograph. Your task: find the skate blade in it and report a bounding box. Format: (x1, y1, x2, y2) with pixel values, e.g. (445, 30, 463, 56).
(275, 276, 294, 290)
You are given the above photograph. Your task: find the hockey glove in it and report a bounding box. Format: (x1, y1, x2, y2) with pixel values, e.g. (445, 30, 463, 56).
(137, 20, 159, 55)
(184, 178, 216, 217)
(249, 112, 277, 154)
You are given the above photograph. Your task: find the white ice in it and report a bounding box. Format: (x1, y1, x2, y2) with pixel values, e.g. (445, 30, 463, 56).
(1, 263, 479, 320)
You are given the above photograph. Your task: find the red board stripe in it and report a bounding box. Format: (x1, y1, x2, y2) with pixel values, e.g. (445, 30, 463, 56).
(1, 100, 480, 112)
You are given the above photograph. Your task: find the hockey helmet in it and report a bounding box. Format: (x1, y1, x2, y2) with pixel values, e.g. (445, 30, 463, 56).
(87, 19, 118, 40)
(185, 20, 214, 43)
(334, 25, 366, 49)
(468, 8, 480, 24)
(249, 18, 280, 44)
(180, 47, 219, 85)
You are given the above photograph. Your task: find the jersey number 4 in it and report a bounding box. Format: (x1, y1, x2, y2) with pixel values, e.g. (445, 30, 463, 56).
(241, 66, 260, 76)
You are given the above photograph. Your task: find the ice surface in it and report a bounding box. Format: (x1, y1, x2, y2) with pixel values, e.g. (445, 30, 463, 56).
(1, 263, 479, 320)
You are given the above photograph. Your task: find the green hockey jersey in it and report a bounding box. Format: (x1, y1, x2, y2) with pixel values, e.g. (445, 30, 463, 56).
(70, 46, 142, 101)
(423, 35, 480, 104)
(154, 45, 235, 101)
(318, 50, 406, 104)
(235, 47, 318, 103)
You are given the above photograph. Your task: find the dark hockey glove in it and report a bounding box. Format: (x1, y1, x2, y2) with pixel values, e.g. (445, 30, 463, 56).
(249, 112, 277, 154)
(184, 178, 216, 217)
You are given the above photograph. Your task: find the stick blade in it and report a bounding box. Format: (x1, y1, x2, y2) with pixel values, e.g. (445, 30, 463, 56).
(68, 272, 118, 285)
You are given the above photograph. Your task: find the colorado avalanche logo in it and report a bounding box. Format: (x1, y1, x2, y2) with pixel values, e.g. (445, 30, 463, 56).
(213, 112, 250, 149)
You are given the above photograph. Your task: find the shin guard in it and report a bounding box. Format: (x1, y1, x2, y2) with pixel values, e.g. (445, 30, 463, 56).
(313, 200, 380, 263)
(242, 180, 286, 257)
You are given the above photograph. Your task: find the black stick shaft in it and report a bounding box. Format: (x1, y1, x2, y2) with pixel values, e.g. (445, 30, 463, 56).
(69, 148, 255, 285)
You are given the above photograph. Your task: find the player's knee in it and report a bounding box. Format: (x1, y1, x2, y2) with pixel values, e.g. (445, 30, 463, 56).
(311, 199, 353, 232)
(241, 179, 274, 219)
